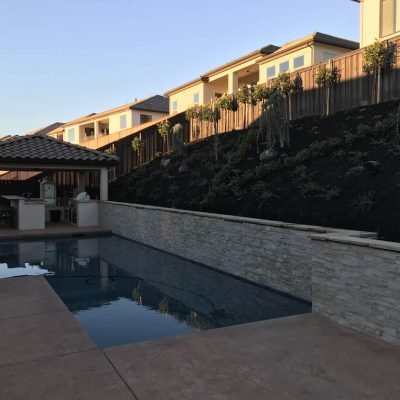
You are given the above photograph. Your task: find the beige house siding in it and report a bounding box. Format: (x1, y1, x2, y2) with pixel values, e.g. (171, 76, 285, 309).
(359, 0, 400, 47)
(169, 82, 205, 114)
(259, 43, 354, 85)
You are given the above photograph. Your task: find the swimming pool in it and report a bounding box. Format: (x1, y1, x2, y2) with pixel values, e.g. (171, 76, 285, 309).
(0, 235, 310, 348)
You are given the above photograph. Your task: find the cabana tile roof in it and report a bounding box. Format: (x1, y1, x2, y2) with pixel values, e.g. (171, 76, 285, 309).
(0, 135, 118, 166)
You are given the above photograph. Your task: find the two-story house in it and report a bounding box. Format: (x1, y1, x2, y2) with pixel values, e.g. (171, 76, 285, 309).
(165, 32, 358, 114)
(48, 95, 169, 145)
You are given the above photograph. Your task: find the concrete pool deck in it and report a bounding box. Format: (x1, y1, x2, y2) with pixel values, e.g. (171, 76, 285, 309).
(1, 276, 400, 400)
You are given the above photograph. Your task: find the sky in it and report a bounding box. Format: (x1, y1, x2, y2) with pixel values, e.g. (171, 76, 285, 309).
(0, 0, 360, 136)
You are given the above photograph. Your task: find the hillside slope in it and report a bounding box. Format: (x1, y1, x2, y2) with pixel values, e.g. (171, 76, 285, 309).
(110, 101, 400, 240)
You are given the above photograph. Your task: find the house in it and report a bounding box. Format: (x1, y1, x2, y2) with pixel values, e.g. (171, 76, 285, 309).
(164, 33, 358, 114)
(164, 45, 279, 115)
(258, 32, 359, 84)
(47, 95, 169, 145)
(353, 0, 400, 47)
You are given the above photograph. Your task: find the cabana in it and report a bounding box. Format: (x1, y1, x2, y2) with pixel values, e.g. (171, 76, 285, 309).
(0, 135, 118, 231)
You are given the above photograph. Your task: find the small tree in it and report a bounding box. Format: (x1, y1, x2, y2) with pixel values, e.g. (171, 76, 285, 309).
(273, 72, 296, 120)
(315, 65, 341, 116)
(363, 39, 397, 104)
(237, 84, 254, 128)
(185, 106, 200, 140)
(131, 136, 143, 166)
(156, 119, 170, 153)
(258, 91, 290, 150)
(171, 123, 185, 156)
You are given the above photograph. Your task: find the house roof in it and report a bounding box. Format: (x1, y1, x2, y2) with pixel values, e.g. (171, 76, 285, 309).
(0, 135, 118, 167)
(60, 95, 169, 129)
(164, 44, 279, 96)
(27, 122, 65, 137)
(258, 32, 359, 65)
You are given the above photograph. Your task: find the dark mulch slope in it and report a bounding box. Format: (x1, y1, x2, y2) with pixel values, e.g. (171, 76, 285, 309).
(111, 100, 400, 240)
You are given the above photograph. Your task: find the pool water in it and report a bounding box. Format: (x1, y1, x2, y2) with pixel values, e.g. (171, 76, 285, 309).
(0, 235, 310, 348)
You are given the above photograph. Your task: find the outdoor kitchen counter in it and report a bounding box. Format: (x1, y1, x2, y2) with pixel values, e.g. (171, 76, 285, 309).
(2, 196, 45, 230)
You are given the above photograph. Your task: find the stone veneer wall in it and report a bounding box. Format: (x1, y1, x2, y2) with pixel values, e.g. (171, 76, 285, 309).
(99, 201, 332, 301)
(312, 234, 400, 346)
(100, 201, 400, 346)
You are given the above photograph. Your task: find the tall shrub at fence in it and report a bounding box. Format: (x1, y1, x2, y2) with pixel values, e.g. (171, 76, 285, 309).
(157, 119, 170, 153)
(258, 91, 290, 150)
(171, 123, 185, 156)
(315, 65, 341, 116)
(363, 39, 397, 104)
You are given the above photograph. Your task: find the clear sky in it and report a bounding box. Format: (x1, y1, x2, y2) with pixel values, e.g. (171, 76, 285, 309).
(0, 0, 359, 136)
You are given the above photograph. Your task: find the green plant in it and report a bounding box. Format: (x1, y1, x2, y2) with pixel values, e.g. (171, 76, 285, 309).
(363, 40, 397, 103)
(131, 136, 143, 166)
(215, 94, 238, 111)
(131, 137, 143, 153)
(185, 106, 199, 121)
(157, 119, 170, 153)
(171, 123, 185, 156)
(104, 144, 116, 155)
(253, 84, 273, 103)
(352, 191, 375, 215)
(273, 72, 295, 96)
(315, 66, 341, 87)
(258, 91, 290, 149)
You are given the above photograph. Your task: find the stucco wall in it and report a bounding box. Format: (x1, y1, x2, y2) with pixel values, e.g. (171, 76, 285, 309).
(312, 234, 400, 346)
(99, 201, 328, 301)
(169, 82, 205, 114)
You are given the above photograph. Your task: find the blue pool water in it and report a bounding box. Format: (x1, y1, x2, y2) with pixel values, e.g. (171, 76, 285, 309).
(0, 235, 310, 348)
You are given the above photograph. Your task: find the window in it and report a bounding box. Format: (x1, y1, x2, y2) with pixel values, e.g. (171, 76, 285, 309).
(140, 114, 152, 124)
(215, 92, 223, 98)
(193, 93, 199, 105)
(266, 66, 276, 78)
(381, 0, 397, 37)
(322, 52, 336, 61)
(293, 55, 305, 69)
(279, 61, 290, 73)
(120, 115, 127, 129)
(172, 101, 178, 113)
(67, 128, 75, 143)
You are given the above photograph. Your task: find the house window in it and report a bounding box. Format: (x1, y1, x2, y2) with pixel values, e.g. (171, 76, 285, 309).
(322, 52, 336, 61)
(67, 128, 75, 143)
(140, 114, 152, 124)
(279, 61, 290, 73)
(193, 93, 199, 105)
(120, 115, 127, 129)
(172, 101, 178, 113)
(293, 55, 305, 69)
(381, 0, 397, 37)
(266, 66, 276, 78)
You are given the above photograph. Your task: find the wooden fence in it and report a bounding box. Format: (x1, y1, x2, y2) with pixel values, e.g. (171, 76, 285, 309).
(191, 35, 400, 141)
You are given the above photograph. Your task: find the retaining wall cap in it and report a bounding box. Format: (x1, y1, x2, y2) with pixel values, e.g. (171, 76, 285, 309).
(101, 201, 364, 235)
(311, 232, 400, 253)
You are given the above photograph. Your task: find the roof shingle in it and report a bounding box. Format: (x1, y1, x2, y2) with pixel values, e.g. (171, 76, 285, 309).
(0, 135, 118, 166)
